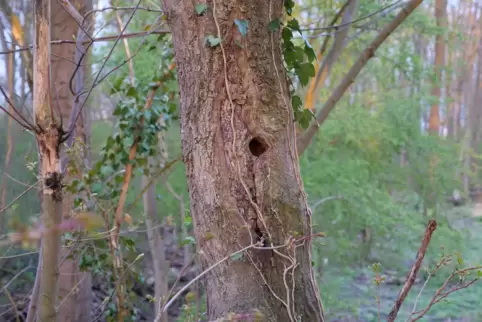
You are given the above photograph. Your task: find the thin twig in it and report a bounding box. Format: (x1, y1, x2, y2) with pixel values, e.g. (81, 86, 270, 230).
(1, 264, 32, 291)
(57, 0, 94, 41)
(1, 171, 34, 188)
(407, 258, 447, 321)
(0, 86, 35, 129)
(157, 254, 196, 319)
(386, 219, 437, 322)
(310, 195, 343, 210)
(0, 31, 170, 55)
(83, 5, 163, 22)
(410, 266, 482, 321)
(0, 181, 40, 214)
(157, 243, 262, 318)
(3, 288, 20, 322)
(67, 1, 153, 137)
(123, 157, 180, 215)
(299, 0, 405, 31)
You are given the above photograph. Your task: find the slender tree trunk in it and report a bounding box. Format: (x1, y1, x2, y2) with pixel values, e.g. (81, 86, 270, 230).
(33, 0, 63, 321)
(304, 0, 358, 111)
(50, 1, 93, 321)
(465, 25, 482, 193)
(429, 0, 447, 135)
(142, 170, 168, 322)
(162, 1, 324, 321)
(0, 31, 15, 235)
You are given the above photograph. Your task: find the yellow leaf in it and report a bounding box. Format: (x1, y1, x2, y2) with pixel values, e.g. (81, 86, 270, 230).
(11, 14, 24, 47)
(124, 213, 133, 226)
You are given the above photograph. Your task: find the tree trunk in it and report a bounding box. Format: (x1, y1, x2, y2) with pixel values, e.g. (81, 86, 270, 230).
(142, 171, 168, 322)
(162, 1, 324, 321)
(465, 23, 482, 193)
(51, 0, 93, 321)
(429, 0, 447, 135)
(33, 0, 63, 321)
(0, 30, 15, 235)
(143, 133, 169, 322)
(304, 0, 358, 111)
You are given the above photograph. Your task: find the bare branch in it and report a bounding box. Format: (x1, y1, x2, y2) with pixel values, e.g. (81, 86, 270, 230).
(0, 181, 40, 214)
(57, 0, 93, 41)
(410, 266, 482, 321)
(84, 5, 163, 20)
(0, 87, 35, 129)
(387, 219, 437, 322)
(0, 30, 170, 56)
(300, 0, 405, 32)
(310, 196, 343, 211)
(157, 243, 263, 319)
(66, 0, 144, 139)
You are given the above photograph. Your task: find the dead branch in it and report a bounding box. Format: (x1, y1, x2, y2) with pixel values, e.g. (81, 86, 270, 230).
(386, 219, 437, 322)
(0, 87, 35, 130)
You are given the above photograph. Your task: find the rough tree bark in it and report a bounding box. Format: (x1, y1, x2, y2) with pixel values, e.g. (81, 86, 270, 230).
(33, 0, 63, 321)
(162, 1, 324, 321)
(51, 0, 93, 321)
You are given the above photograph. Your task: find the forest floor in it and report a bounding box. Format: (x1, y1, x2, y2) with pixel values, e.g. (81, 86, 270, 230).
(0, 205, 481, 321)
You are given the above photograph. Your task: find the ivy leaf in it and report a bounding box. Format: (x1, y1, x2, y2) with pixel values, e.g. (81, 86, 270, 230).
(269, 19, 281, 31)
(304, 42, 316, 63)
(295, 109, 314, 129)
(234, 19, 248, 37)
(295, 62, 315, 86)
(292, 95, 302, 111)
(284, 46, 305, 69)
(287, 18, 301, 33)
(281, 27, 293, 44)
(205, 35, 222, 47)
(284, 0, 295, 15)
(195, 4, 208, 15)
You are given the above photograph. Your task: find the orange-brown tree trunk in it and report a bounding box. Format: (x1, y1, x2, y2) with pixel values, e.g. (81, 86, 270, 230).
(162, 1, 324, 321)
(429, 0, 447, 135)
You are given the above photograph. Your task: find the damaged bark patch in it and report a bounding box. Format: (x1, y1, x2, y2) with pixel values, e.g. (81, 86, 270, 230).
(249, 137, 268, 157)
(37, 124, 63, 202)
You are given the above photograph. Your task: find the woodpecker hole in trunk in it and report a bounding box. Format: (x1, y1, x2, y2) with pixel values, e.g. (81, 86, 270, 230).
(249, 137, 267, 157)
